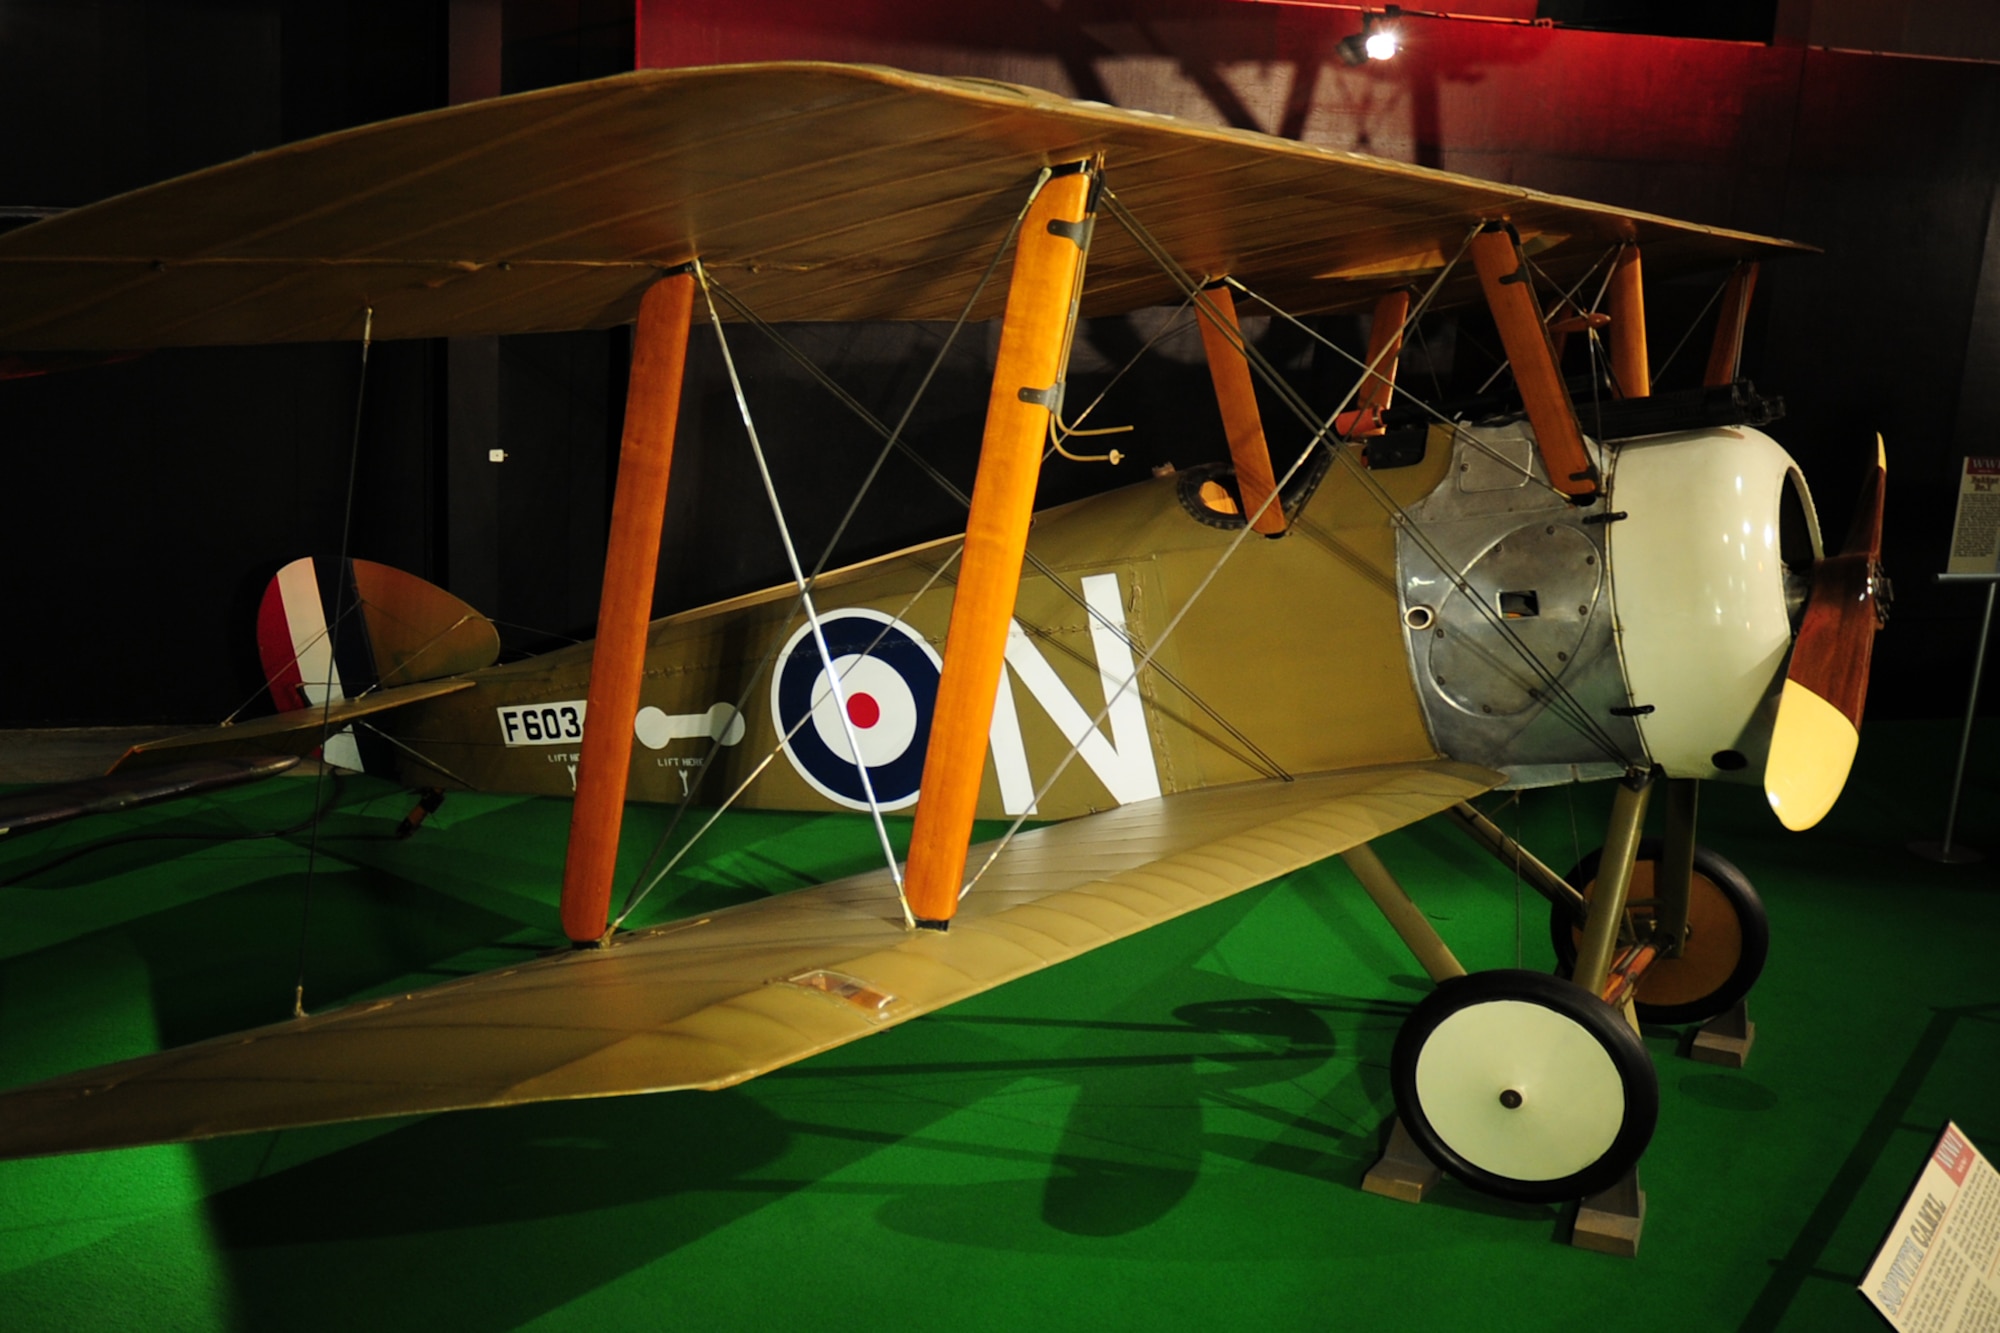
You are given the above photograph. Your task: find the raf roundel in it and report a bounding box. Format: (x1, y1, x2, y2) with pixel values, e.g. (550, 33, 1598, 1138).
(771, 609, 942, 810)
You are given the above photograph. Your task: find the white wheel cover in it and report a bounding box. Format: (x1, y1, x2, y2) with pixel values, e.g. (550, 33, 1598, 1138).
(1414, 998, 1626, 1183)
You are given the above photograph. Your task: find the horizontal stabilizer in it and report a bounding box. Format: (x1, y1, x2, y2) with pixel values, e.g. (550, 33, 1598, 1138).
(113, 677, 475, 772)
(0, 760, 1496, 1159)
(0, 754, 299, 838)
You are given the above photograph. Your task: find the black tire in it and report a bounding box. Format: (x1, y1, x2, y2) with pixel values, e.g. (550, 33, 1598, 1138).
(1551, 839, 1769, 1026)
(1391, 969, 1658, 1204)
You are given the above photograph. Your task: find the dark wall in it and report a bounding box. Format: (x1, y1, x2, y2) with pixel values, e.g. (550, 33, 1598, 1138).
(4, 0, 1998, 725)
(1763, 50, 2000, 718)
(0, 1, 630, 723)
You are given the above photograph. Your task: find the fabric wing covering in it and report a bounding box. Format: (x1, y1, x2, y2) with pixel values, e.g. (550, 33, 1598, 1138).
(0, 761, 1494, 1159)
(0, 62, 1807, 351)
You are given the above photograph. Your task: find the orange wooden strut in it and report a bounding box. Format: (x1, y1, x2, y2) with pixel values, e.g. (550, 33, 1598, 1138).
(1336, 289, 1410, 438)
(1704, 260, 1759, 387)
(1470, 225, 1599, 501)
(1195, 282, 1286, 535)
(558, 273, 694, 943)
(1607, 244, 1649, 399)
(902, 165, 1096, 927)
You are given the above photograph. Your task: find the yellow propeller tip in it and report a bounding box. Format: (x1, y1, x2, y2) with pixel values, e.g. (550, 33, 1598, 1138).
(1764, 679, 1859, 831)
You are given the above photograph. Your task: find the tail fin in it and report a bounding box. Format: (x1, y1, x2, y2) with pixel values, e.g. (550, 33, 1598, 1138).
(256, 557, 500, 713)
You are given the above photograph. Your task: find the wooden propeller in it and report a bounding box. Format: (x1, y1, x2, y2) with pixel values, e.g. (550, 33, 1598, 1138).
(1764, 436, 1888, 830)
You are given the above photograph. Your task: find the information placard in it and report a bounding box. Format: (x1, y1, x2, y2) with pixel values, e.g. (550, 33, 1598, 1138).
(1947, 459, 2000, 575)
(1861, 1123, 2000, 1330)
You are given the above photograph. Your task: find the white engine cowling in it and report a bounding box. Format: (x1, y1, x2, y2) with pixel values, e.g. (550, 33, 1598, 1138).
(1606, 426, 1822, 782)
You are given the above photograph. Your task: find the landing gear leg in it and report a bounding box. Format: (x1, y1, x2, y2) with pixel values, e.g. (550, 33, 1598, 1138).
(1552, 782, 1770, 1029)
(1376, 772, 1662, 1209)
(1573, 770, 1654, 995)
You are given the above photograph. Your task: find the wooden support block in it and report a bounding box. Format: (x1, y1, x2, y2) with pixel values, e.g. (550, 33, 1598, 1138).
(1572, 1168, 1645, 1257)
(1362, 1117, 1441, 1203)
(1687, 998, 1756, 1068)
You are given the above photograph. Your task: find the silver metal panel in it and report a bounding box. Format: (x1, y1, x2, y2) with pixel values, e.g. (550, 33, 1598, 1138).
(1396, 421, 1648, 784)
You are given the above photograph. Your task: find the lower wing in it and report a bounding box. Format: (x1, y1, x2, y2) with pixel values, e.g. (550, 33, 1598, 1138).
(0, 758, 1496, 1160)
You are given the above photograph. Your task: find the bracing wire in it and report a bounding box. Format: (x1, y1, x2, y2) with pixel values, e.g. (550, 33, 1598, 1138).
(1042, 289, 1192, 465)
(694, 261, 914, 925)
(613, 172, 1055, 923)
(1653, 274, 1730, 385)
(710, 281, 1289, 783)
(1237, 286, 1567, 500)
(959, 208, 1494, 897)
(1513, 789, 1525, 969)
(1204, 274, 1630, 763)
(613, 548, 965, 927)
(291, 306, 372, 1019)
(350, 720, 474, 790)
(1106, 197, 1632, 768)
(1473, 246, 1621, 396)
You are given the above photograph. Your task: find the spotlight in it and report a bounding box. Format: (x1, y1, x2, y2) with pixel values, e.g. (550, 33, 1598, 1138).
(1338, 8, 1402, 66)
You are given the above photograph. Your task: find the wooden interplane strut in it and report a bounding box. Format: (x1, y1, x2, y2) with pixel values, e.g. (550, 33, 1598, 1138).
(1335, 290, 1410, 438)
(902, 165, 1098, 926)
(1195, 282, 1286, 535)
(1608, 244, 1649, 399)
(1704, 261, 1759, 388)
(1469, 226, 1598, 501)
(559, 273, 694, 943)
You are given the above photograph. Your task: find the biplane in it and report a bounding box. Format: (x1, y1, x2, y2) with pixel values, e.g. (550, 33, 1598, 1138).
(0, 63, 1888, 1211)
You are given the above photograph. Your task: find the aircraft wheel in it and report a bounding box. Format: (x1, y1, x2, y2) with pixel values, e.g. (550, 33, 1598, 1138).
(1551, 838, 1769, 1026)
(1390, 969, 1658, 1204)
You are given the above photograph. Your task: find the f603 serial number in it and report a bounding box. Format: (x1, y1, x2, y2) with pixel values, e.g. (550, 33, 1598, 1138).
(497, 700, 586, 746)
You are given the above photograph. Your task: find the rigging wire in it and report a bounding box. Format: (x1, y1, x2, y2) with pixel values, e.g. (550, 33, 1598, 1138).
(1653, 273, 1730, 386)
(803, 168, 1053, 587)
(1412, 318, 1447, 406)
(1473, 246, 1621, 397)
(695, 261, 913, 925)
(1110, 202, 1632, 768)
(711, 283, 1289, 784)
(1513, 788, 1525, 969)
(350, 720, 475, 790)
(613, 172, 1055, 922)
(1214, 277, 1631, 762)
(218, 602, 359, 725)
(958, 208, 1490, 897)
(613, 548, 965, 927)
(1245, 293, 1566, 500)
(1041, 290, 1193, 465)
(290, 306, 372, 1019)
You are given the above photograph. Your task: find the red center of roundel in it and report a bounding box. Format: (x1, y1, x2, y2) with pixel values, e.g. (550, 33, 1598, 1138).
(846, 692, 880, 729)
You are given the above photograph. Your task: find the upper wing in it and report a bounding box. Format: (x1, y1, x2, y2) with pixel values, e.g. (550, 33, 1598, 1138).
(0, 62, 1808, 349)
(0, 758, 1495, 1159)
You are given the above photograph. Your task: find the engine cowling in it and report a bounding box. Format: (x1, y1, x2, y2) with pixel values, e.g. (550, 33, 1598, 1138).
(1605, 426, 1822, 784)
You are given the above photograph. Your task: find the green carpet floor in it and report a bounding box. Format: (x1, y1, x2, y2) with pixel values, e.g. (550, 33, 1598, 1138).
(1, 720, 1995, 1331)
